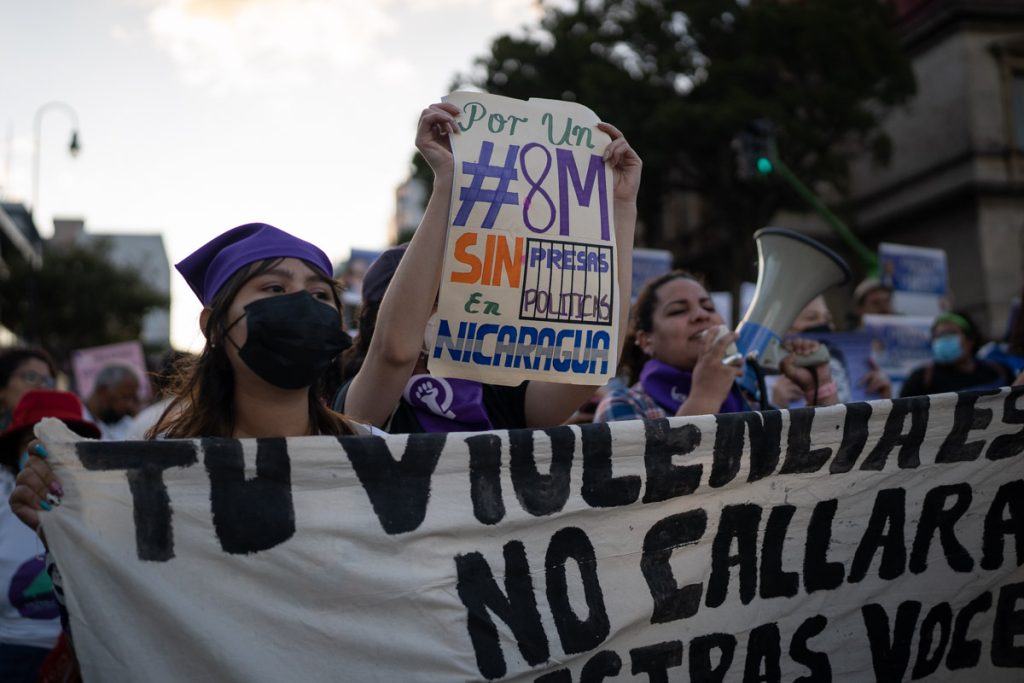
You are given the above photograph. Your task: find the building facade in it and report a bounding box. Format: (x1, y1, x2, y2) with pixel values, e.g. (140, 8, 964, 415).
(51, 218, 171, 349)
(848, 0, 1024, 336)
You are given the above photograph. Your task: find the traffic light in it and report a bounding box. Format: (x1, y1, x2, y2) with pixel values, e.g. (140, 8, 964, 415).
(732, 119, 777, 180)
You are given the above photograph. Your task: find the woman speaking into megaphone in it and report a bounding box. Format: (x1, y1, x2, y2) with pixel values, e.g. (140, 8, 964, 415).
(594, 271, 837, 422)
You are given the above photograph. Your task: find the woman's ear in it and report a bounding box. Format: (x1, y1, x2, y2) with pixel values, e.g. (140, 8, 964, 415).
(635, 330, 653, 356)
(199, 308, 212, 339)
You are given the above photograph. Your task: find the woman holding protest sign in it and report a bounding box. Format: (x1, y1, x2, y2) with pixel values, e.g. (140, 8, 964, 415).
(336, 114, 643, 433)
(594, 272, 837, 422)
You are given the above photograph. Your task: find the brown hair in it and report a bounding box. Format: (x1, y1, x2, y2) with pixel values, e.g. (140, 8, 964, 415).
(618, 270, 703, 385)
(150, 258, 355, 438)
(0, 346, 56, 393)
(340, 299, 380, 383)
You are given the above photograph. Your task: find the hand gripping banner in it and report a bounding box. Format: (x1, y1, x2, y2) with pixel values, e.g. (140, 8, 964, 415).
(36, 386, 1024, 681)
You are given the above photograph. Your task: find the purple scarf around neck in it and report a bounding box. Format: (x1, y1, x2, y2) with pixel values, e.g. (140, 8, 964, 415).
(402, 374, 494, 433)
(639, 358, 747, 415)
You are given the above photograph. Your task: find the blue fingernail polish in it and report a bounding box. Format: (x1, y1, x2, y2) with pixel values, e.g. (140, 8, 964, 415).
(18, 452, 29, 471)
(33, 444, 48, 458)
(39, 500, 52, 511)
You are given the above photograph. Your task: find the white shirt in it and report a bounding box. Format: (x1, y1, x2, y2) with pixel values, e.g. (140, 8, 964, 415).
(0, 470, 60, 648)
(82, 406, 135, 441)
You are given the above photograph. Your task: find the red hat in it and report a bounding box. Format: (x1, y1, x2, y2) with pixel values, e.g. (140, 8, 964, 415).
(0, 390, 101, 454)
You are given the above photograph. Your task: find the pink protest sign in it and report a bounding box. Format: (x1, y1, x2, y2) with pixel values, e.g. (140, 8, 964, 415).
(70, 341, 150, 401)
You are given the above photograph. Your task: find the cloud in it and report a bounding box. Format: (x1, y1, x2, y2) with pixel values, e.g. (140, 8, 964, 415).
(144, 0, 548, 92)
(402, 0, 543, 22)
(147, 0, 398, 91)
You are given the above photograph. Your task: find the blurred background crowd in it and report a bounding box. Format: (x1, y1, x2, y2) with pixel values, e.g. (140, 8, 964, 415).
(2, 0, 1024, 680)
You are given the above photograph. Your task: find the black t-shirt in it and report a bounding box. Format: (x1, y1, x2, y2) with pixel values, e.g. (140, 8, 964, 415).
(899, 360, 1011, 398)
(333, 379, 529, 434)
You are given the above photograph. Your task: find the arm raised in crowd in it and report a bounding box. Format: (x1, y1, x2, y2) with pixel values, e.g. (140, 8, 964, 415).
(344, 103, 459, 428)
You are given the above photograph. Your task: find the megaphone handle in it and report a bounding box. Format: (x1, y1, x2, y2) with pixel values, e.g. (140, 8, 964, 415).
(792, 344, 831, 368)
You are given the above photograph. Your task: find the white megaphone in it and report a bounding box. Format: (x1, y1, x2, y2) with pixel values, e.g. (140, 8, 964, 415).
(735, 227, 851, 398)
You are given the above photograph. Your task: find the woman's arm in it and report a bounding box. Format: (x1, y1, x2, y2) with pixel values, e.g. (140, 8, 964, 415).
(524, 123, 642, 427)
(857, 357, 893, 399)
(344, 104, 459, 427)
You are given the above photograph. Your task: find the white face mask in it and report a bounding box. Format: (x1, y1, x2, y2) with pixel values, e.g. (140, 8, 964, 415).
(422, 313, 439, 358)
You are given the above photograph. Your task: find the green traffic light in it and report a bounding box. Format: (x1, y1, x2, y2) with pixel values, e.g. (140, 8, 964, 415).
(756, 157, 773, 175)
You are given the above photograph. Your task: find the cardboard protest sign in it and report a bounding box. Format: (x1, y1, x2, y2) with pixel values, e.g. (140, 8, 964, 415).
(631, 248, 673, 302)
(880, 243, 949, 317)
(862, 314, 934, 394)
(431, 92, 618, 386)
(38, 387, 1024, 682)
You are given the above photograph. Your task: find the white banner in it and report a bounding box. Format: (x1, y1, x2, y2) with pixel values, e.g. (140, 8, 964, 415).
(37, 387, 1024, 682)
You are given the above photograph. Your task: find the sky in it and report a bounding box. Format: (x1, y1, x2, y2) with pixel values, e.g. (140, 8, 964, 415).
(0, 0, 553, 351)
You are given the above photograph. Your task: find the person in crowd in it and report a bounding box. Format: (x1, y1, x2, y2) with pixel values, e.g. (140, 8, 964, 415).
(0, 347, 57, 433)
(124, 350, 193, 440)
(770, 295, 892, 407)
(899, 310, 1014, 397)
(81, 363, 141, 440)
(978, 290, 1024, 376)
(594, 271, 837, 423)
(335, 118, 642, 433)
(9, 221, 371, 681)
(851, 277, 893, 328)
(0, 390, 98, 683)
(339, 254, 371, 334)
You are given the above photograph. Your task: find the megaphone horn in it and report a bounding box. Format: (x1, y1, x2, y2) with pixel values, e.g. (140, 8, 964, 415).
(735, 227, 851, 397)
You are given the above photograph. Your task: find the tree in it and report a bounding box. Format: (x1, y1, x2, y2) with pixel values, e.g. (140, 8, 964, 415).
(453, 0, 915, 289)
(0, 238, 168, 368)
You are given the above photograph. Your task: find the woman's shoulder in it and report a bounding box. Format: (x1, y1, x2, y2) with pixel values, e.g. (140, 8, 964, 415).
(594, 380, 658, 423)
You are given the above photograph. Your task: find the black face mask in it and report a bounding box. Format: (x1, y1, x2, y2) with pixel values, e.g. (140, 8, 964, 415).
(231, 291, 351, 390)
(98, 408, 123, 424)
(801, 324, 832, 336)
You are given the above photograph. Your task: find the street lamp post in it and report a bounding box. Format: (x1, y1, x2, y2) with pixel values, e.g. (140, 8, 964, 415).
(32, 101, 81, 215)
